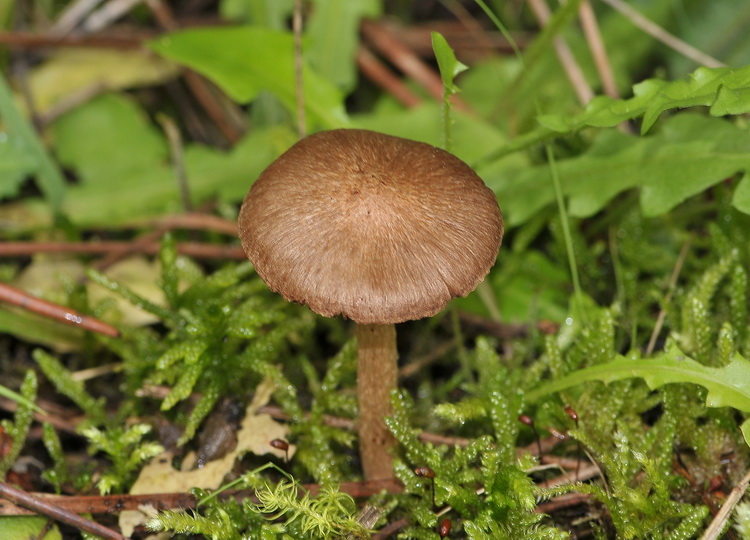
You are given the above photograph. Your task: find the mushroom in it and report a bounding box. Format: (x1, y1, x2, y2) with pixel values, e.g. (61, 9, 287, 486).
(238, 129, 503, 480)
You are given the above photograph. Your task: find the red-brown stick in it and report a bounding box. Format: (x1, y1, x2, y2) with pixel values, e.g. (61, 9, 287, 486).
(0, 241, 245, 260)
(0, 482, 127, 540)
(0, 283, 119, 337)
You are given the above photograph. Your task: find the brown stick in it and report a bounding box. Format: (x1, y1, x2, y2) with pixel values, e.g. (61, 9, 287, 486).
(0, 30, 145, 49)
(361, 20, 472, 113)
(0, 482, 126, 540)
(0, 241, 245, 260)
(599, 0, 724, 68)
(0, 283, 119, 337)
(356, 323, 398, 481)
(578, 0, 619, 99)
(292, 0, 306, 138)
(356, 46, 423, 108)
(526, 0, 594, 105)
(143, 0, 246, 144)
(0, 479, 402, 517)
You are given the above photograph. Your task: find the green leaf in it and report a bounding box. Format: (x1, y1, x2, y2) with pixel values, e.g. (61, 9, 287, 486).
(432, 31, 468, 94)
(353, 103, 509, 166)
(33, 349, 107, 424)
(527, 341, 750, 443)
(0, 73, 66, 209)
(53, 93, 167, 186)
(0, 517, 61, 540)
(0, 132, 37, 199)
(48, 91, 292, 226)
(484, 114, 750, 226)
(537, 64, 750, 136)
(148, 26, 348, 129)
(306, 0, 380, 93)
(0, 381, 45, 415)
(219, 0, 293, 27)
(731, 172, 750, 214)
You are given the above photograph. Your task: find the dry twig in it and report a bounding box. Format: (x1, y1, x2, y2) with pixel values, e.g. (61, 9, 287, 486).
(599, 0, 725, 68)
(0, 482, 127, 540)
(526, 0, 594, 105)
(0, 283, 119, 337)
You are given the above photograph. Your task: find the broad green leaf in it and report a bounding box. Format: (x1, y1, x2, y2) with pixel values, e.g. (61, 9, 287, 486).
(0, 132, 37, 199)
(353, 102, 510, 166)
(533, 64, 750, 138)
(220, 0, 293, 27)
(148, 26, 348, 129)
(638, 115, 750, 216)
(432, 31, 468, 94)
(307, 0, 380, 93)
(0, 517, 61, 540)
(53, 93, 167, 187)
(0, 73, 66, 209)
(527, 341, 750, 443)
(483, 114, 750, 226)
(731, 172, 750, 214)
(61, 125, 291, 225)
(46, 90, 292, 225)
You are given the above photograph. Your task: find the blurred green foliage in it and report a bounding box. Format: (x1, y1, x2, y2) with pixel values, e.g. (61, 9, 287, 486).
(2, 0, 750, 537)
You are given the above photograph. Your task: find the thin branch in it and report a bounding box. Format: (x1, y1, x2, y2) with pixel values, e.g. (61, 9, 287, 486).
(361, 20, 473, 113)
(701, 468, 750, 540)
(526, 0, 594, 105)
(0, 283, 119, 337)
(37, 82, 108, 127)
(0, 482, 126, 540)
(599, 0, 725, 68)
(578, 0, 618, 99)
(0, 30, 145, 49)
(646, 240, 691, 355)
(91, 213, 237, 270)
(135, 213, 238, 235)
(144, 0, 246, 145)
(51, 0, 106, 36)
(293, 0, 306, 138)
(82, 0, 142, 33)
(0, 480, 402, 517)
(0, 241, 246, 260)
(158, 115, 192, 212)
(356, 46, 423, 108)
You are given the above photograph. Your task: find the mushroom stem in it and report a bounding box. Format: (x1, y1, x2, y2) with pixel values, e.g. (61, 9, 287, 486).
(355, 323, 398, 481)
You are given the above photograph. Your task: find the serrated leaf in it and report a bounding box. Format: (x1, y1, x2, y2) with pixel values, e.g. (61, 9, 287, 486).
(148, 26, 348, 129)
(527, 342, 750, 443)
(532, 64, 750, 140)
(483, 114, 750, 226)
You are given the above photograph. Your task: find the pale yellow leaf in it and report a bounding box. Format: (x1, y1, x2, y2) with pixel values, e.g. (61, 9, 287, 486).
(121, 377, 294, 535)
(30, 49, 179, 113)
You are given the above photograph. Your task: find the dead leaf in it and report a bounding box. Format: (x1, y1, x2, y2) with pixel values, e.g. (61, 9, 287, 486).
(120, 377, 294, 535)
(30, 49, 179, 114)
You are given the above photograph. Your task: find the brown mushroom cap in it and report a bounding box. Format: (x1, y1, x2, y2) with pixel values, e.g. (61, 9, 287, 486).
(238, 129, 503, 325)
